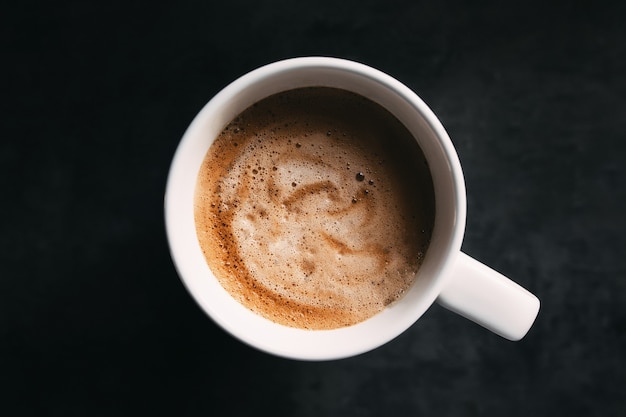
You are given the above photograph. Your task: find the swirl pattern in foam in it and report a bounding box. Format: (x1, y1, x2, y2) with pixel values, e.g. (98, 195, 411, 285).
(195, 87, 435, 329)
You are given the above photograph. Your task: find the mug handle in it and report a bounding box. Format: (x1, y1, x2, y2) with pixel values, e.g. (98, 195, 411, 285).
(437, 252, 540, 341)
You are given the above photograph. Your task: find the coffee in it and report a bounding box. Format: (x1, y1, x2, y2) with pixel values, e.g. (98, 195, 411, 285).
(194, 87, 435, 330)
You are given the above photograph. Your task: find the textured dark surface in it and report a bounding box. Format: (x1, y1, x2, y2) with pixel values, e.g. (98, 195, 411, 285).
(3, 0, 625, 415)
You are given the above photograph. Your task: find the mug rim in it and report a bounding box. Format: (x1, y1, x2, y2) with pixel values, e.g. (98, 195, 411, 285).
(165, 56, 467, 360)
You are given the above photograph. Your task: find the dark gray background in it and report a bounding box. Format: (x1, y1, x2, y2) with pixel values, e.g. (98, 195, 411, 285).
(3, 0, 625, 415)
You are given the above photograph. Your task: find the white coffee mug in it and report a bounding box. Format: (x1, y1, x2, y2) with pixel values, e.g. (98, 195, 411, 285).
(165, 57, 540, 360)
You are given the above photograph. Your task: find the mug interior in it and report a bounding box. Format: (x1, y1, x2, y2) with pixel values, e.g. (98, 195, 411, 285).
(165, 57, 466, 360)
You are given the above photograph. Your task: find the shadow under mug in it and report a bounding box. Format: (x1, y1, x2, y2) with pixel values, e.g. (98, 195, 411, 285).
(165, 57, 540, 360)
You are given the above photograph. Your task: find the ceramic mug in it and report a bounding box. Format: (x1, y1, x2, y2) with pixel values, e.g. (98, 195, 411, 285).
(164, 57, 540, 360)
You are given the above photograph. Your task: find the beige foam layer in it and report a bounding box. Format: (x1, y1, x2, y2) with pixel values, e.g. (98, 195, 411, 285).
(195, 88, 435, 329)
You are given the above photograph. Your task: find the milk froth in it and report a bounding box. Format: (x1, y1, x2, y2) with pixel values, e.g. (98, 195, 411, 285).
(195, 87, 435, 329)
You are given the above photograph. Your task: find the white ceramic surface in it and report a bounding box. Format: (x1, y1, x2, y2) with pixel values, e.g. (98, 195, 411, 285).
(164, 57, 540, 360)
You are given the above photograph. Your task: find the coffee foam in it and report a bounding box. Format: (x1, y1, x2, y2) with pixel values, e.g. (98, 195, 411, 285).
(195, 88, 435, 329)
